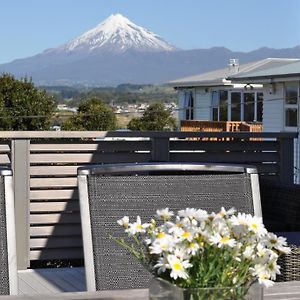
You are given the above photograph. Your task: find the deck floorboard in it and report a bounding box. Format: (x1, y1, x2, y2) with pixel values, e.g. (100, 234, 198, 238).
(17, 267, 86, 294)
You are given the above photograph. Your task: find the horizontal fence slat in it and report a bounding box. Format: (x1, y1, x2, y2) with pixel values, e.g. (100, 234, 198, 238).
(30, 189, 78, 200)
(170, 152, 279, 163)
(31, 165, 81, 176)
(255, 164, 279, 174)
(30, 225, 81, 237)
(30, 237, 83, 249)
(0, 144, 11, 153)
(30, 201, 79, 212)
(30, 248, 83, 260)
(30, 153, 151, 164)
(0, 154, 11, 164)
(30, 213, 81, 225)
(30, 141, 151, 152)
(170, 140, 280, 151)
(31, 177, 77, 188)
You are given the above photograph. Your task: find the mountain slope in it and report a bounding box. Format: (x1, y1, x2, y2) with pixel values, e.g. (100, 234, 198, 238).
(0, 14, 300, 86)
(47, 13, 177, 55)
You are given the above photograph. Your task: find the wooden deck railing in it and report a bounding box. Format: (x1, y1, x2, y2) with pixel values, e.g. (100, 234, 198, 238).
(181, 120, 263, 133)
(0, 131, 296, 270)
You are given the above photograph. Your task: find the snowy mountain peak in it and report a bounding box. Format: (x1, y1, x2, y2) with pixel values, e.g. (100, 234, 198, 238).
(60, 13, 177, 53)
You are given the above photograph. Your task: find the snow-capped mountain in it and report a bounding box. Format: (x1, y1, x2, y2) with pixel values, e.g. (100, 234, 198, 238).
(55, 14, 177, 53)
(1, 14, 300, 86)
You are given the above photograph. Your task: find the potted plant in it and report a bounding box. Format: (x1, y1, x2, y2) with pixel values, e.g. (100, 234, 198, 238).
(112, 207, 290, 299)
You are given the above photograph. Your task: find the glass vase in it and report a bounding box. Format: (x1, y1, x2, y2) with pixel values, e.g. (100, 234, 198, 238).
(149, 277, 263, 300)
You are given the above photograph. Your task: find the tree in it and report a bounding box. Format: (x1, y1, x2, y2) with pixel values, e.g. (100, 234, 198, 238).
(127, 102, 177, 131)
(0, 73, 56, 130)
(62, 97, 117, 130)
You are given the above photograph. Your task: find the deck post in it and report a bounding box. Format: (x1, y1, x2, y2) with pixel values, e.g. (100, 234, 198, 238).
(279, 136, 295, 185)
(151, 137, 170, 161)
(12, 139, 30, 269)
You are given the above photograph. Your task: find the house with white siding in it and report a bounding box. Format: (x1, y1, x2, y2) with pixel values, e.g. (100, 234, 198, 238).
(168, 57, 300, 183)
(229, 60, 300, 183)
(168, 58, 298, 124)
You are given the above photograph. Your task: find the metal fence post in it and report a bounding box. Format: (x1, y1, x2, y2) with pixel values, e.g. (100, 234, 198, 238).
(12, 139, 30, 269)
(151, 137, 170, 162)
(279, 137, 294, 185)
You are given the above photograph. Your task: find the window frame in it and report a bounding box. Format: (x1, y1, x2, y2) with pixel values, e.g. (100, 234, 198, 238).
(284, 82, 299, 131)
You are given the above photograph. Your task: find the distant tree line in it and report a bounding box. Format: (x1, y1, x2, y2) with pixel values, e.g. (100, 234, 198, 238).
(43, 83, 177, 106)
(0, 74, 177, 131)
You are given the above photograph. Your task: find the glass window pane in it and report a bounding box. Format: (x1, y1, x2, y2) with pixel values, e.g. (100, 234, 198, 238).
(244, 93, 254, 122)
(286, 84, 298, 104)
(257, 93, 263, 122)
(212, 91, 219, 106)
(285, 108, 298, 127)
(219, 91, 228, 121)
(212, 108, 218, 121)
(231, 92, 241, 121)
(184, 91, 194, 120)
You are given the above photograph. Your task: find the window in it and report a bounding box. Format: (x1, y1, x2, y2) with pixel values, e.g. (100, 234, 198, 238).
(231, 92, 241, 121)
(256, 93, 263, 122)
(183, 91, 194, 120)
(212, 90, 263, 122)
(212, 91, 219, 121)
(285, 83, 298, 128)
(244, 93, 255, 122)
(212, 91, 228, 121)
(219, 91, 228, 121)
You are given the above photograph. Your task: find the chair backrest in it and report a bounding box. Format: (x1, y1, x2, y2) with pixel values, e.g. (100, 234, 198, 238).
(77, 162, 262, 291)
(0, 168, 18, 295)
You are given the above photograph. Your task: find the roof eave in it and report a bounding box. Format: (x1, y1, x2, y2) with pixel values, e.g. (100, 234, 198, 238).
(229, 73, 300, 83)
(168, 78, 231, 88)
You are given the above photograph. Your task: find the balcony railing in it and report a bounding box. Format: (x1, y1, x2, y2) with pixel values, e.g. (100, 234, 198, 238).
(0, 131, 296, 270)
(181, 120, 263, 133)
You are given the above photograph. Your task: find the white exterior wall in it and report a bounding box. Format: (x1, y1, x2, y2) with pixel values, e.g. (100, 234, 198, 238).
(177, 88, 211, 121)
(262, 83, 284, 132)
(262, 82, 299, 184)
(194, 87, 211, 120)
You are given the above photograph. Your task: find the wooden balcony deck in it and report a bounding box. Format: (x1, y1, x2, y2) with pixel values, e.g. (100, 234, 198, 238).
(18, 268, 86, 295)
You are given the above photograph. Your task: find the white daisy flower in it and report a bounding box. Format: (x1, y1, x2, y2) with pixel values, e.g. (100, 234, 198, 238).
(246, 215, 267, 237)
(210, 233, 236, 248)
(149, 234, 174, 254)
(265, 232, 291, 254)
(167, 255, 192, 280)
(156, 208, 174, 220)
(125, 216, 150, 235)
(117, 216, 129, 228)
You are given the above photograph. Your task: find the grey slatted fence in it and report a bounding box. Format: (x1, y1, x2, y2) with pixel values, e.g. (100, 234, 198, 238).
(0, 131, 296, 269)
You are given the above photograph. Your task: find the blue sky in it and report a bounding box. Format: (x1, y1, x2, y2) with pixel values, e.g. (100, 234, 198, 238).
(1, 0, 300, 64)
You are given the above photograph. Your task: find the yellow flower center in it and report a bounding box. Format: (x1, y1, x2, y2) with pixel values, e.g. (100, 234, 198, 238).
(182, 231, 191, 239)
(251, 223, 258, 231)
(157, 232, 165, 239)
(173, 262, 182, 270)
(136, 224, 143, 230)
(221, 236, 230, 243)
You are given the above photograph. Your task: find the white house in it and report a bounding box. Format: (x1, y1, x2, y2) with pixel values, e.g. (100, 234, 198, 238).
(168, 58, 298, 124)
(229, 60, 300, 183)
(168, 57, 300, 183)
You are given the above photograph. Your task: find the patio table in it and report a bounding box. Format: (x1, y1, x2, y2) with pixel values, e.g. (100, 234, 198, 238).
(1, 281, 300, 300)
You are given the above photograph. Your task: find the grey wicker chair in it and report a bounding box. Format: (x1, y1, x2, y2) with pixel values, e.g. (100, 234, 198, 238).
(77, 162, 262, 291)
(260, 180, 300, 281)
(0, 168, 18, 295)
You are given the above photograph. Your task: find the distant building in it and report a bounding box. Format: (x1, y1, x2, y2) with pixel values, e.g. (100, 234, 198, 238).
(168, 57, 300, 183)
(229, 60, 300, 183)
(168, 58, 298, 124)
